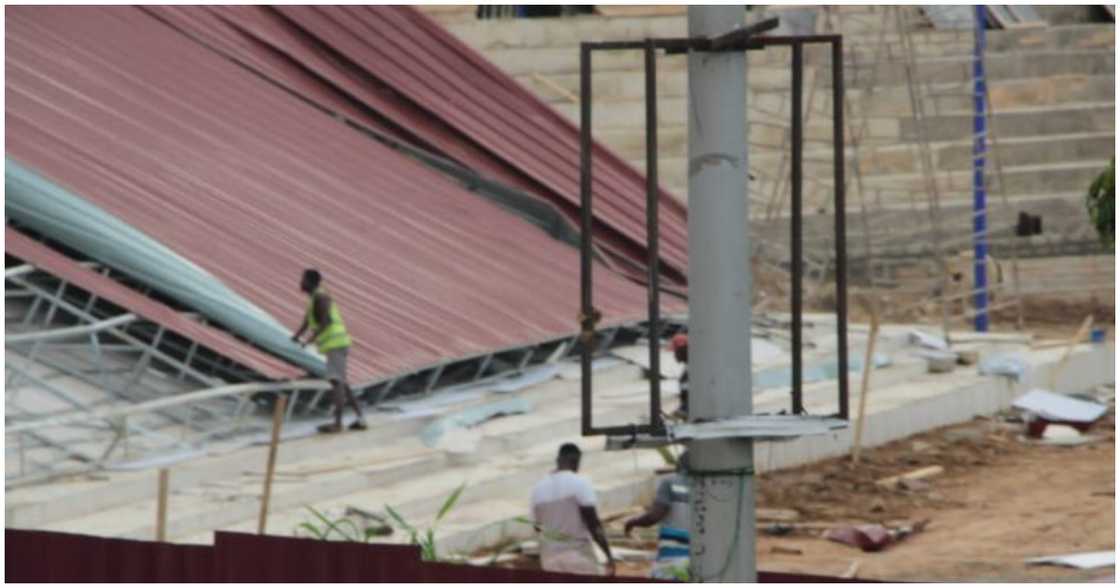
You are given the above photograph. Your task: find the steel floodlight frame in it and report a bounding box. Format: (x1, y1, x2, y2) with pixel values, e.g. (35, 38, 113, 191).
(579, 25, 850, 439)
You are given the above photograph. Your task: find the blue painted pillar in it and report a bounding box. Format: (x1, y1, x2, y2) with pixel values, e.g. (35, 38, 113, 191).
(972, 6, 990, 332)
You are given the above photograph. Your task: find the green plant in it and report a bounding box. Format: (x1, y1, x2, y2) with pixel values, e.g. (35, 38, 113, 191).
(1087, 158, 1115, 248)
(468, 515, 582, 566)
(668, 564, 692, 582)
(293, 505, 390, 543)
(385, 483, 466, 561)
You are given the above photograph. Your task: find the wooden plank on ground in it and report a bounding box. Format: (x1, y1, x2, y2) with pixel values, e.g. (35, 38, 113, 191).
(876, 465, 944, 489)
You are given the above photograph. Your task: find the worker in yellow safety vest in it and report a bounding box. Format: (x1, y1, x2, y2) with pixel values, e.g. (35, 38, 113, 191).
(292, 269, 367, 434)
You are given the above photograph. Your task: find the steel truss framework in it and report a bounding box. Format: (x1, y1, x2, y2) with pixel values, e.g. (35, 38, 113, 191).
(5, 256, 669, 486)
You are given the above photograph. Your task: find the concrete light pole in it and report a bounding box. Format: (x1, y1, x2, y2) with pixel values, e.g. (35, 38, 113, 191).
(686, 4, 756, 583)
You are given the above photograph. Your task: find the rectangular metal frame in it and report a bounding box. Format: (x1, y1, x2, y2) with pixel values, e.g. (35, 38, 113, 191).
(580, 32, 849, 437)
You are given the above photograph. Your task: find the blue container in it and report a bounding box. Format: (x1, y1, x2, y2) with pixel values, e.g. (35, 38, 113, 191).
(1090, 328, 1106, 343)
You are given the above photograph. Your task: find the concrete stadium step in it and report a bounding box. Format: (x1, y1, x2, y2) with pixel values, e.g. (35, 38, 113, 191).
(636, 132, 1113, 187)
(904, 101, 1115, 142)
(39, 439, 448, 540)
(172, 415, 667, 548)
(568, 92, 1114, 139)
(592, 100, 1114, 163)
(844, 49, 1115, 89)
(839, 24, 1115, 61)
(8, 359, 649, 531)
(662, 160, 1111, 208)
(51, 368, 665, 542)
(746, 131, 1111, 178)
(935, 132, 1115, 171)
(5, 408, 436, 528)
(539, 71, 1111, 121)
(756, 191, 1104, 252)
(485, 34, 1113, 80)
(446, 13, 1111, 55)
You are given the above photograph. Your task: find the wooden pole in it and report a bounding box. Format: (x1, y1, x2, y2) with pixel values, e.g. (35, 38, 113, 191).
(156, 468, 169, 541)
(1048, 314, 1094, 390)
(257, 396, 287, 535)
(851, 299, 881, 464)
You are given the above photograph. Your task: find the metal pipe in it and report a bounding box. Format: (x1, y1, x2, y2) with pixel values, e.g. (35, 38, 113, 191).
(972, 6, 990, 332)
(7, 379, 332, 434)
(686, 6, 755, 582)
(790, 42, 805, 416)
(645, 39, 663, 434)
(832, 38, 850, 421)
(5, 313, 138, 344)
(5, 264, 35, 279)
(579, 42, 594, 437)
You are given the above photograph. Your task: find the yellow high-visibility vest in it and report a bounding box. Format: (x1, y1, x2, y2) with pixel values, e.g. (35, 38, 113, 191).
(306, 288, 351, 353)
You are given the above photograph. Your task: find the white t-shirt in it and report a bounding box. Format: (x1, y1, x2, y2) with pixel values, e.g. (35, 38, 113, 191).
(530, 470, 597, 558)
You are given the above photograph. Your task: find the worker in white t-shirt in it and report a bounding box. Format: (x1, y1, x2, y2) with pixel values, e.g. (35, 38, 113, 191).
(530, 443, 615, 576)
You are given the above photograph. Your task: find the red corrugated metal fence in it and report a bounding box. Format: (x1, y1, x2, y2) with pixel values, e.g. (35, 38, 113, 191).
(5, 529, 876, 582)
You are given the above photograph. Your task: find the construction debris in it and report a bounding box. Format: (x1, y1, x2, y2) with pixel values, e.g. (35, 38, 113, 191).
(921, 350, 957, 374)
(757, 508, 801, 522)
(610, 547, 655, 562)
(1040, 424, 1089, 444)
(1026, 551, 1116, 570)
(825, 524, 893, 552)
(909, 330, 949, 351)
(1012, 390, 1108, 425)
(979, 354, 1028, 381)
(876, 466, 945, 490)
(955, 350, 979, 366)
(825, 520, 930, 552)
(419, 398, 533, 449)
(841, 560, 862, 579)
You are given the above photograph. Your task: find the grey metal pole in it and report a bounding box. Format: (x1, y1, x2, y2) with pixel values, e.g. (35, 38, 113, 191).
(686, 5, 755, 583)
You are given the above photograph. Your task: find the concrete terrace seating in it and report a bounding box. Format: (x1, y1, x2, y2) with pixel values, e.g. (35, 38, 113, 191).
(435, 8, 1115, 261)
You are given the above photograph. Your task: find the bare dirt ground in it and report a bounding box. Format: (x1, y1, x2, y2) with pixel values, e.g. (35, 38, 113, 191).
(751, 408, 1115, 582)
(489, 408, 1115, 582)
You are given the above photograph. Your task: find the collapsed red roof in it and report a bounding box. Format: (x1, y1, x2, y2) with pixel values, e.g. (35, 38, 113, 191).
(6, 6, 677, 384)
(143, 5, 690, 283)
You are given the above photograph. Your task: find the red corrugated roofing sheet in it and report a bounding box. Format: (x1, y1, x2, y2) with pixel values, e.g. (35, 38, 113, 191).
(6, 229, 301, 380)
(6, 6, 663, 384)
(143, 6, 690, 283)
